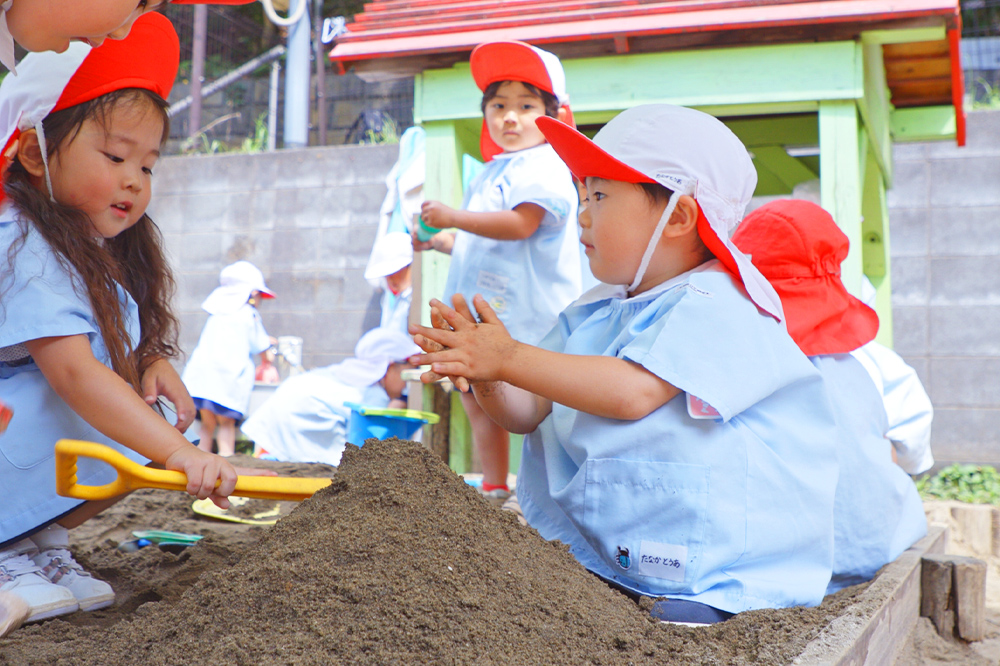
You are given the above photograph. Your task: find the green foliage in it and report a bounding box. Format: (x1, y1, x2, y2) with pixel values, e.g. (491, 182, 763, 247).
(362, 116, 399, 145)
(970, 78, 1000, 110)
(182, 112, 269, 155)
(239, 113, 270, 154)
(916, 464, 1000, 505)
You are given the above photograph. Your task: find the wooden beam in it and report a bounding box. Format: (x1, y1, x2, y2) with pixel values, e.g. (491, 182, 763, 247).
(752, 145, 818, 192)
(890, 105, 956, 141)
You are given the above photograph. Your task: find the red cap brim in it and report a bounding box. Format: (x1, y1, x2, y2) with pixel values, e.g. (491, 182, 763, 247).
(470, 42, 554, 95)
(537, 116, 654, 185)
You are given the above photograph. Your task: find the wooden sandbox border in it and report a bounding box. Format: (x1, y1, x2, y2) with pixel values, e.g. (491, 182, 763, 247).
(793, 525, 947, 665)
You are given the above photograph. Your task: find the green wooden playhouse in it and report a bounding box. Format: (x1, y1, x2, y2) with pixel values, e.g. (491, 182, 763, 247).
(330, 0, 965, 473)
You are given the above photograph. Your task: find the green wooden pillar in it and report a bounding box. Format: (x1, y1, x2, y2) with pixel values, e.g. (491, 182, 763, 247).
(861, 141, 895, 346)
(819, 99, 864, 296)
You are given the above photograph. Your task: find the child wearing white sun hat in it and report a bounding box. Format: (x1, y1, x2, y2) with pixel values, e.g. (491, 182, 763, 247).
(413, 41, 588, 506)
(412, 104, 840, 623)
(182, 260, 276, 457)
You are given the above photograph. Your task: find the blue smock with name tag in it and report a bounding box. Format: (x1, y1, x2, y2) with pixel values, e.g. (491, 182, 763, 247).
(815, 353, 927, 594)
(517, 261, 840, 613)
(0, 205, 148, 547)
(443, 143, 584, 345)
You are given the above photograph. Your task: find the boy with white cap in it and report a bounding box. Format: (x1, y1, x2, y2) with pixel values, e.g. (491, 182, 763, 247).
(182, 261, 276, 457)
(414, 41, 586, 505)
(412, 104, 840, 623)
(365, 231, 414, 336)
(733, 199, 926, 594)
(242, 327, 420, 466)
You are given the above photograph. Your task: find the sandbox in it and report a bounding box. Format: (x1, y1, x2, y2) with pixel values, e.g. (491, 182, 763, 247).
(0, 439, 991, 665)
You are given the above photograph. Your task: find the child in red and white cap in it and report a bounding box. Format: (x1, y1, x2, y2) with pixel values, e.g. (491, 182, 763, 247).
(733, 199, 927, 594)
(0, 13, 262, 631)
(414, 41, 588, 505)
(413, 105, 840, 623)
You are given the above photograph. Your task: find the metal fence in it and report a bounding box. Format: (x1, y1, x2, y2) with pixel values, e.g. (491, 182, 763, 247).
(962, 0, 1000, 105)
(162, 5, 414, 154)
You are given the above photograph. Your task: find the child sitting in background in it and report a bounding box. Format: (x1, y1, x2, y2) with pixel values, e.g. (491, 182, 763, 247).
(0, 14, 255, 628)
(413, 41, 584, 506)
(182, 261, 275, 457)
(412, 104, 840, 623)
(733, 199, 927, 593)
(364, 231, 413, 335)
(242, 328, 419, 466)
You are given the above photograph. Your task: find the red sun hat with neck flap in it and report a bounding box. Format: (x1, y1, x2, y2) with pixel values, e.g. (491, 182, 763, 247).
(470, 40, 574, 162)
(732, 199, 879, 356)
(0, 12, 179, 202)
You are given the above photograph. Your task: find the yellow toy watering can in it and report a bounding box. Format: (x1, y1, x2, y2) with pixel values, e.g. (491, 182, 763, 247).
(54, 439, 331, 502)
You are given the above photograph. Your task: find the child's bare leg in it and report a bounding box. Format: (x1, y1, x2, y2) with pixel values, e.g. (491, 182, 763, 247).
(460, 390, 510, 489)
(215, 416, 237, 457)
(198, 409, 217, 453)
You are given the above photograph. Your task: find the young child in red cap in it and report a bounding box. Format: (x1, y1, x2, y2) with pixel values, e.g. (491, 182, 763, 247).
(0, 13, 267, 632)
(412, 104, 841, 623)
(733, 199, 927, 594)
(414, 41, 587, 506)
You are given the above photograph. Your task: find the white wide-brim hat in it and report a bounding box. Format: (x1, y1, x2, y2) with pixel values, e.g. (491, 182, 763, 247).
(202, 261, 275, 315)
(332, 327, 420, 388)
(364, 231, 414, 281)
(537, 105, 784, 322)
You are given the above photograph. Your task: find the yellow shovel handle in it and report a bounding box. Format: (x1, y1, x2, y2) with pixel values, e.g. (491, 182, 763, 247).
(55, 439, 331, 502)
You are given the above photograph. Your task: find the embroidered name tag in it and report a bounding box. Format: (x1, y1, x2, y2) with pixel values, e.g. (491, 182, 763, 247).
(637, 540, 687, 582)
(476, 270, 509, 294)
(687, 393, 721, 420)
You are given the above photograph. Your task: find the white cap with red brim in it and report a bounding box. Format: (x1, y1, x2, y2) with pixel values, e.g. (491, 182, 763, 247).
(469, 40, 574, 162)
(536, 105, 784, 322)
(202, 261, 276, 315)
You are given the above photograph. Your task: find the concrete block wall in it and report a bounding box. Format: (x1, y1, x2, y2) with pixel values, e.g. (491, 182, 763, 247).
(147, 143, 399, 371)
(888, 109, 1000, 468)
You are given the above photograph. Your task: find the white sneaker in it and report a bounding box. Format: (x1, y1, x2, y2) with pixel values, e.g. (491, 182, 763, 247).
(32, 548, 114, 612)
(0, 540, 78, 623)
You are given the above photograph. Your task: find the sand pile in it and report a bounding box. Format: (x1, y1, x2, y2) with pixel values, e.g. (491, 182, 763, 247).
(0, 438, 870, 665)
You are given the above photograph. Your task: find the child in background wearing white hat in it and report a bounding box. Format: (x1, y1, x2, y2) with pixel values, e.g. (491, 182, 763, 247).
(181, 261, 276, 457)
(414, 41, 587, 506)
(412, 104, 841, 623)
(242, 327, 420, 466)
(365, 231, 414, 336)
(0, 14, 267, 632)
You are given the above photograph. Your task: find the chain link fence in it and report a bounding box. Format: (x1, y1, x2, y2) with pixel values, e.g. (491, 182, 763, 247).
(962, 0, 1000, 106)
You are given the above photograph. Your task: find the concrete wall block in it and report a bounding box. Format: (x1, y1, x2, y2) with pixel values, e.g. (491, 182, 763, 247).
(890, 256, 930, 305)
(342, 268, 380, 309)
(267, 229, 321, 271)
(892, 142, 928, 161)
(263, 271, 319, 313)
(888, 208, 929, 257)
(901, 355, 930, 389)
(175, 233, 225, 273)
(929, 256, 1000, 305)
(929, 306, 1000, 355)
(320, 187, 355, 228)
(254, 150, 325, 190)
(928, 358, 1000, 407)
(928, 408, 1000, 465)
(248, 189, 279, 231)
(929, 156, 1000, 207)
(927, 205, 1000, 257)
(220, 231, 264, 266)
(925, 110, 1000, 159)
(886, 159, 930, 209)
(275, 187, 330, 230)
(321, 144, 398, 188)
(305, 309, 377, 363)
(892, 306, 928, 356)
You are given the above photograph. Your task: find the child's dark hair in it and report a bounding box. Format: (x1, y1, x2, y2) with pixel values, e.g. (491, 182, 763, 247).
(481, 81, 561, 118)
(2, 88, 178, 392)
(636, 181, 713, 262)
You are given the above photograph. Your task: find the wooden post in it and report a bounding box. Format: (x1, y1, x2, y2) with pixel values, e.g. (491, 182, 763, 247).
(920, 553, 988, 642)
(428, 384, 451, 464)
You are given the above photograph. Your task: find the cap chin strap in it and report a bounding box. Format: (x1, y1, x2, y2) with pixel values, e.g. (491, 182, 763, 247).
(626, 192, 680, 293)
(34, 123, 57, 204)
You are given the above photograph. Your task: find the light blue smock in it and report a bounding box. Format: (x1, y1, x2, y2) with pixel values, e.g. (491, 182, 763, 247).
(815, 354, 927, 594)
(181, 304, 270, 418)
(443, 144, 583, 345)
(380, 286, 411, 336)
(240, 370, 388, 465)
(0, 205, 148, 546)
(517, 262, 841, 614)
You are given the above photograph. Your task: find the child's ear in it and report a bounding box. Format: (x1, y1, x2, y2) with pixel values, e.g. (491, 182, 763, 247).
(16, 129, 47, 178)
(662, 194, 700, 238)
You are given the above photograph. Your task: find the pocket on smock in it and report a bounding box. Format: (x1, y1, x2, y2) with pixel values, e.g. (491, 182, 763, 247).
(581, 459, 709, 590)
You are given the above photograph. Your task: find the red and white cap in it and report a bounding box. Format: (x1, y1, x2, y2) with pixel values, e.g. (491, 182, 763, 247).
(537, 104, 784, 322)
(469, 40, 574, 162)
(0, 12, 178, 202)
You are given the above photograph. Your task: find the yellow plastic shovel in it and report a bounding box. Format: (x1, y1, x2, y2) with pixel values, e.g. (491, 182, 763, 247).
(54, 439, 331, 502)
